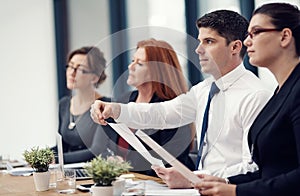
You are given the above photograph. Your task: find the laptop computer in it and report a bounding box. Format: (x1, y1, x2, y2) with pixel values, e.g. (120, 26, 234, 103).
(56, 133, 91, 180)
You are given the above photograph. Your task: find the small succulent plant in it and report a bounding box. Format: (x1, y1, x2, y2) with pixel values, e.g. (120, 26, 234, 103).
(23, 146, 54, 172)
(84, 155, 132, 186)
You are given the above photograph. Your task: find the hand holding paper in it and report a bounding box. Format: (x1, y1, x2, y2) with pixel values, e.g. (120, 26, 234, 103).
(135, 130, 202, 185)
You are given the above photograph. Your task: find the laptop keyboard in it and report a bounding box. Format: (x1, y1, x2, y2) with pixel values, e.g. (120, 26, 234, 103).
(75, 169, 91, 180)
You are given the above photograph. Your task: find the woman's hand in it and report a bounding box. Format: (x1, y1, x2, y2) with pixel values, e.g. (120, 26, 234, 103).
(193, 174, 236, 196)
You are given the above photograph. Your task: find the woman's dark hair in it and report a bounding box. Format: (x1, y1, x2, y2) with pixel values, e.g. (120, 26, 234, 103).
(196, 10, 249, 58)
(254, 3, 300, 56)
(67, 46, 107, 88)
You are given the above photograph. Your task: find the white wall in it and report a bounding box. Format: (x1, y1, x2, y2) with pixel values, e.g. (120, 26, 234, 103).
(67, 0, 112, 97)
(0, 0, 57, 160)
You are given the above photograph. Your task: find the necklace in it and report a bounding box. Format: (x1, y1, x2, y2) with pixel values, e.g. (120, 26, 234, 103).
(68, 94, 100, 130)
(68, 113, 83, 130)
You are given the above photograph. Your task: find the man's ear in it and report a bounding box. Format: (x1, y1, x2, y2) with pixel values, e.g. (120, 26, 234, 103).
(231, 40, 242, 55)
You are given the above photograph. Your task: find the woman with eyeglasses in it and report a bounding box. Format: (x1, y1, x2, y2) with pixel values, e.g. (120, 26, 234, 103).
(194, 2, 300, 196)
(52, 46, 115, 164)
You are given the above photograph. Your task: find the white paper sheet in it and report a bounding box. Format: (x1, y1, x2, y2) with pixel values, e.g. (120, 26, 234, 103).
(124, 179, 200, 196)
(146, 189, 200, 196)
(135, 130, 202, 184)
(108, 123, 165, 167)
(8, 167, 33, 176)
(143, 180, 200, 196)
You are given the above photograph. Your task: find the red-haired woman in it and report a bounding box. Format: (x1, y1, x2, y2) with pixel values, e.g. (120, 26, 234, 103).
(114, 38, 195, 176)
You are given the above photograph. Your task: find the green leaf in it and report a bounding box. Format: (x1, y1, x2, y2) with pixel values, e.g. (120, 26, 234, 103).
(84, 155, 132, 186)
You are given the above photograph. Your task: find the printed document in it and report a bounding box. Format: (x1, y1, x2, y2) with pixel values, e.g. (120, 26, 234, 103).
(135, 130, 202, 184)
(108, 123, 164, 167)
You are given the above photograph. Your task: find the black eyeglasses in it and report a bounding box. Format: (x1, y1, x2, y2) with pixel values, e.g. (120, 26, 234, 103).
(246, 28, 282, 39)
(65, 65, 94, 74)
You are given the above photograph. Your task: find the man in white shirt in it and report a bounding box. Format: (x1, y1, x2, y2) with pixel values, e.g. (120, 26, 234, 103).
(90, 10, 272, 188)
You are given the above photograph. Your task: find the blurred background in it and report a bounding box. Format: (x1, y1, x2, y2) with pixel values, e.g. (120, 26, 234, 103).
(1, 0, 298, 160)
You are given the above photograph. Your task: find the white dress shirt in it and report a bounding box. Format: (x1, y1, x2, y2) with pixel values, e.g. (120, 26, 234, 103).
(116, 64, 272, 177)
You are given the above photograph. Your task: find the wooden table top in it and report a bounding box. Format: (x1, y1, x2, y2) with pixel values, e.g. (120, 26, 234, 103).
(0, 172, 92, 195)
(0, 171, 163, 195)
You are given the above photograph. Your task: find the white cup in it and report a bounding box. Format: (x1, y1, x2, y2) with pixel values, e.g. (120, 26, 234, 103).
(122, 180, 145, 196)
(0, 154, 10, 169)
(56, 169, 76, 194)
(113, 178, 126, 196)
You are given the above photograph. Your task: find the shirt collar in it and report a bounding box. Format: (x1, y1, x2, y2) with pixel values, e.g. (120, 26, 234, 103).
(207, 63, 246, 92)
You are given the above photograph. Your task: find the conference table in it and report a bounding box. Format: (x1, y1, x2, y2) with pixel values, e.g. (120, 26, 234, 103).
(0, 171, 164, 196)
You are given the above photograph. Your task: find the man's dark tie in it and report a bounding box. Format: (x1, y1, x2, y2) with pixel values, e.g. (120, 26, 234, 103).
(195, 82, 220, 170)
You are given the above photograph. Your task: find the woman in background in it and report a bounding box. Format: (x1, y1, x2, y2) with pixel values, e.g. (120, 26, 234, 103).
(114, 38, 195, 176)
(53, 46, 114, 163)
(194, 3, 300, 195)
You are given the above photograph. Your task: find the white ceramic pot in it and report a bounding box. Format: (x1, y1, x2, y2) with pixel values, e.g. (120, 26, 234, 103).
(33, 171, 50, 191)
(91, 185, 113, 196)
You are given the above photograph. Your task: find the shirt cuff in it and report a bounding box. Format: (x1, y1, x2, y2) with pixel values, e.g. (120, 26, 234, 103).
(224, 178, 230, 184)
(115, 103, 128, 123)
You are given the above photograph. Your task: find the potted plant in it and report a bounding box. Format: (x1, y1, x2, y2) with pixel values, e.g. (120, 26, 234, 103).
(23, 146, 54, 191)
(84, 155, 132, 196)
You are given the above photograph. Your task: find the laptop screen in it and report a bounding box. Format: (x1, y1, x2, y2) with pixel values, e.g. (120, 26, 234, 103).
(56, 133, 91, 180)
(56, 133, 64, 171)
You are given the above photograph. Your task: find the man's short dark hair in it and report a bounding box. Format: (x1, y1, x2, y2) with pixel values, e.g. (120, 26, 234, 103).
(196, 10, 249, 58)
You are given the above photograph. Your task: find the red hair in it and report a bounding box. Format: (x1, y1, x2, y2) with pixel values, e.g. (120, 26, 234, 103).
(137, 38, 188, 100)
